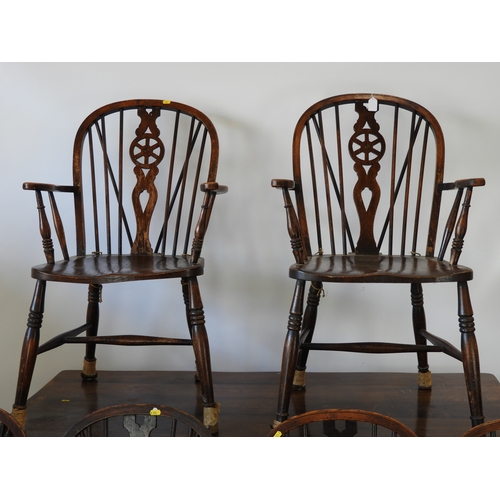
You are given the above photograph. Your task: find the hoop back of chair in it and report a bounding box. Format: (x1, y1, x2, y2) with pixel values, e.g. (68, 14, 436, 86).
(0, 408, 26, 437)
(64, 404, 212, 437)
(292, 94, 445, 258)
(462, 419, 500, 437)
(269, 409, 417, 437)
(69, 100, 219, 259)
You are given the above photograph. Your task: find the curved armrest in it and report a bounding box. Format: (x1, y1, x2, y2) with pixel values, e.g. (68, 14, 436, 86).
(438, 178, 485, 264)
(271, 179, 295, 190)
(23, 182, 76, 193)
(200, 182, 228, 195)
(438, 178, 485, 191)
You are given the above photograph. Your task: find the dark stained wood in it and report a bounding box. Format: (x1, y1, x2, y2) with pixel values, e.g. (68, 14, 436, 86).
(31, 255, 205, 283)
(290, 255, 473, 283)
(13, 100, 227, 432)
(22, 371, 500, 437)
(271, 93, 485, 427)
(350, 102, 385, 255)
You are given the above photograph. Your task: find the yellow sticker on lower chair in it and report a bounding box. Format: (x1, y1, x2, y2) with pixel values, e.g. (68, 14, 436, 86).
(162, 100, 171, 104)
(273, 431, 282, 437)
(150, 407, 161, 416)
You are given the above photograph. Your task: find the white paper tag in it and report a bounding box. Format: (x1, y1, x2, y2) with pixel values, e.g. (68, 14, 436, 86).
(364, 96, 378, 112)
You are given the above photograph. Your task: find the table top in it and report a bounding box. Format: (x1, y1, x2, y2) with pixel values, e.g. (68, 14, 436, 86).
(23, 370, 500, 437)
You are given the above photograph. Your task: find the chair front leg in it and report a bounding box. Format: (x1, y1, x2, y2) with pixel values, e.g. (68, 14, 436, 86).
(186, 277, 218, 432)
(294, 281, 323, 389)
(81, 283, 101, 381)
(275, 280, 305, 425)
(411, 283, 431, 389)
(181, 277, 199, 381)
(458, 281, 484, 427)
(12, 280, 47, 427)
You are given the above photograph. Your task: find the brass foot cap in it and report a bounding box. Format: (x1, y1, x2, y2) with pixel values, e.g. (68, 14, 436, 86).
(81, 359, 98, 380)
(418, 370, 432, 389)
(204, 403, 221, 432)
(293, 369, 306, 390)
(11, 407, 26, 428)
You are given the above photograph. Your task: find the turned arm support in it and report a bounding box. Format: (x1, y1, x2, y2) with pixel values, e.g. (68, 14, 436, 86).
(23, 182, 76, 263)
(437, 177, 485, 264)
(272, 178, 307, 264)
(190, 182, 228, 263)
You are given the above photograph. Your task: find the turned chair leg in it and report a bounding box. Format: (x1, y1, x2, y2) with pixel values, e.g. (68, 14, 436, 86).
(12, 280, 47, 428)
(411, 283, 432, 389)
(186, 277, 219, 433)
(275, 280, 305, 426)
(457, 281, 484, 427)
(182, 277, 200, 382)
(82, 283, 101, 381)
(294, 281, 323, 390)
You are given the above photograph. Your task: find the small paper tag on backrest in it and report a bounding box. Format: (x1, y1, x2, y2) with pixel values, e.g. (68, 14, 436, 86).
(364, 96, 378, 112)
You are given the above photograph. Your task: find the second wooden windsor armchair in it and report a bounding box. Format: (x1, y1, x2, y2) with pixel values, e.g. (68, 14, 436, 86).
(12, 99, 227, 433)
(272, 93, 485, 428)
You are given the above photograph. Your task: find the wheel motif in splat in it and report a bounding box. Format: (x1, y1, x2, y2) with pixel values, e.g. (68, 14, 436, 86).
(348, 130, 385, 166)
(130, 133, 165, 169)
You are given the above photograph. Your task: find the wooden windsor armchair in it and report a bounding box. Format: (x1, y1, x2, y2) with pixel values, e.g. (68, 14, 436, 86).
(12, 99, 227, 433)
(268, 408, 417, 437)
(271, 94, 485, 428)
(64, 404, 213, 437)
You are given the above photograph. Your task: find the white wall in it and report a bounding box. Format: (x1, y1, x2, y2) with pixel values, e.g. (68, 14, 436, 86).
(1, 63, 499, 413)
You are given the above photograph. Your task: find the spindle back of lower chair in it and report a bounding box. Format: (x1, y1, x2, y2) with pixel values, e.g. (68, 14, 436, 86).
(269, 409, 417, 437)
(65, 404, 212, 437)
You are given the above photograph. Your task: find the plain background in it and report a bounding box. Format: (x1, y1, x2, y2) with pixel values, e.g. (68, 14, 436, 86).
(0, 62, 499, 415)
